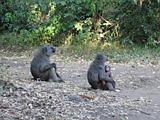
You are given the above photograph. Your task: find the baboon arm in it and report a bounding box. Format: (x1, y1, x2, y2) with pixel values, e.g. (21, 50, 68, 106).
(98, 69, 113, 82)
(40, 64, 52, 73)
(56, 73, 61, 78)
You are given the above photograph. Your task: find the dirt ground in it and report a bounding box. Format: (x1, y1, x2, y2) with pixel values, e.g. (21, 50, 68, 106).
(0, 51, 160, 120)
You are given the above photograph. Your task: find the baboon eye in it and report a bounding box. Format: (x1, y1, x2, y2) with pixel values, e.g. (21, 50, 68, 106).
(97, 57, 101, 60)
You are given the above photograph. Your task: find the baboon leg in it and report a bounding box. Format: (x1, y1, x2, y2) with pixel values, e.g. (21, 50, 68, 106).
(48, 69, 59, 82)
(99, 80, 106, 90)
(90, 81, 99, 89)
(40, 63, 56, 73)
(105, 82, 115, 91)
(40, 71, 50, 81)
(56, 73, 64, 82)
(40, 64, 52, 73)
(48, 69, 63, 82)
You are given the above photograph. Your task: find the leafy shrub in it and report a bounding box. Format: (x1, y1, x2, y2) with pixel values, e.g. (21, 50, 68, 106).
(0, 0, 160, 47)
(115, 0, 160, 46)
(0, 0, 61, 45)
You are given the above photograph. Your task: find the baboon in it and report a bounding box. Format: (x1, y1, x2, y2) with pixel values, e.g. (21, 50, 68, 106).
(87, 54, 115, 91)
(103, 65, 115, 90)
(30, 45, 64, 82)
(105, 65, 112, 78)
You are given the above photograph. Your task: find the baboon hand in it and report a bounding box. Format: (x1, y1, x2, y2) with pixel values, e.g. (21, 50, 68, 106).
(51, 63, 57, 69)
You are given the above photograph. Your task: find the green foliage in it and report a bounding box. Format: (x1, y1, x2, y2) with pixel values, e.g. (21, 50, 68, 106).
(54, 0, 92, 31)
(115, 0, 160, 46)
(0, 0, 59, 44)
(73, 18, 94, 44)
(0, 0, 160, 47)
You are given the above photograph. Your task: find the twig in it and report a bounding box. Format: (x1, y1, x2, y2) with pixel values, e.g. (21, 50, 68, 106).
(98, 14, 113, 26)
(129, 108, 151, 115)
(79, 95, 96, 100)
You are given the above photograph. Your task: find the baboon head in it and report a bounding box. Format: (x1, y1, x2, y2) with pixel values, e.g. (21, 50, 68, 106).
(42, 45, 56, 56)
(94, 53, 108, 64)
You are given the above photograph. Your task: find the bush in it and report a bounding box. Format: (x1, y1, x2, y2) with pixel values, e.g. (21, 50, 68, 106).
(0, 0, 62, 46)
(0, 0, 160, 47)
(115, 0, 160, 46)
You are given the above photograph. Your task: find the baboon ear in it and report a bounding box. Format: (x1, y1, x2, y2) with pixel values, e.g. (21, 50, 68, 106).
(42, 47, 47, 53)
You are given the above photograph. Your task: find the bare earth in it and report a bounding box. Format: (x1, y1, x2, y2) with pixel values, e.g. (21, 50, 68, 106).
(0, 51, 160, 120)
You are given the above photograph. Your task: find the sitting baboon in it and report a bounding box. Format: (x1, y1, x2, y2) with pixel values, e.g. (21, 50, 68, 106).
(30, 45, 64, 82)
(103, 65, 115, 90)
(87, 53, 115, 91)
(105, 65, 112, 78)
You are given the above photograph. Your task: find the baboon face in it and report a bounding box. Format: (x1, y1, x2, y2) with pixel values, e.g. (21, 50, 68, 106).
(95, 54, 108, 63)
(42, 45, 56, 56)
